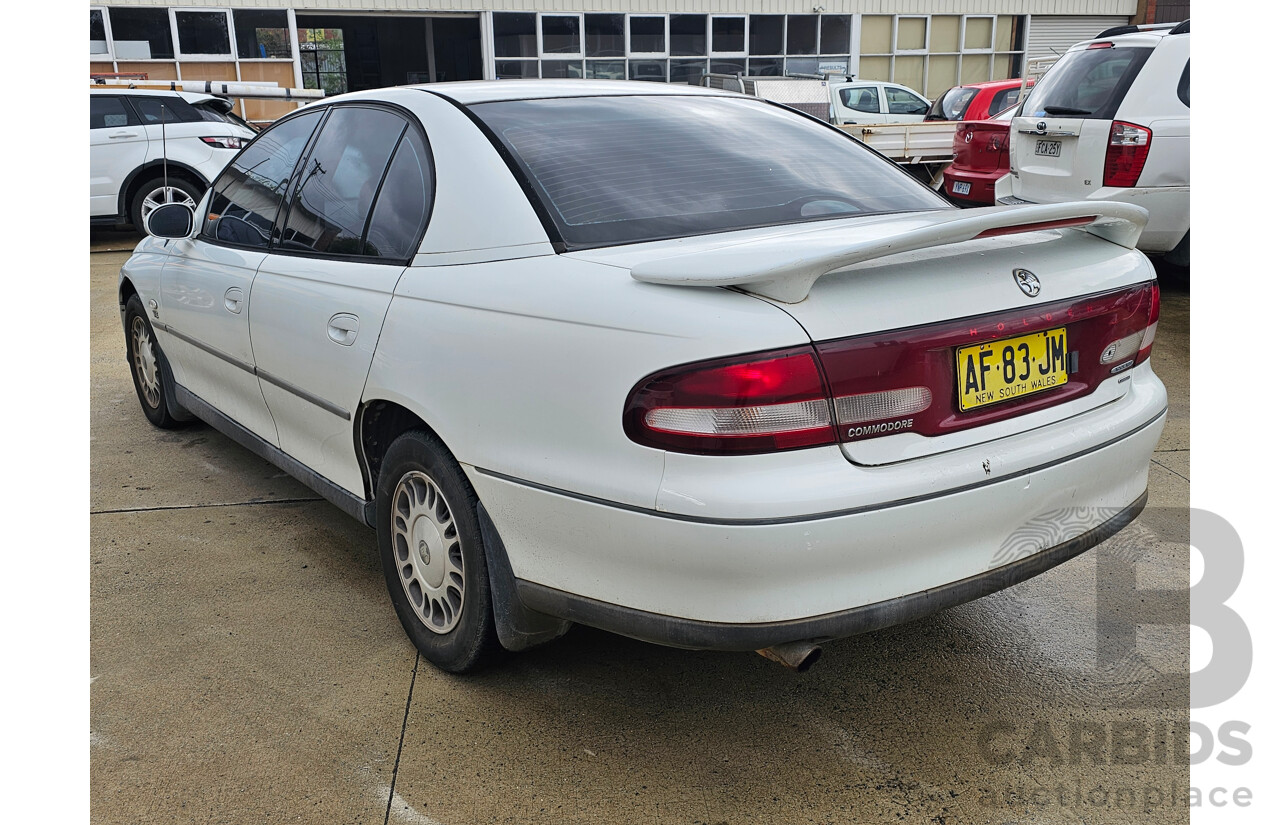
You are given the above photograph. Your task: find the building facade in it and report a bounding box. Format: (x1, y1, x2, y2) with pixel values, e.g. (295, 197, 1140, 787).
(89, 1, 1154, 122)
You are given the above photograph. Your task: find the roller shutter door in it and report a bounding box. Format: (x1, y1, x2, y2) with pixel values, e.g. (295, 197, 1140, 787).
(1025, 15, 1130, 60)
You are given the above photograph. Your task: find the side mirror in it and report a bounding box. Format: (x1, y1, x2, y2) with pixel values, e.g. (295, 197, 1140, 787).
(145, 203, 196, 239)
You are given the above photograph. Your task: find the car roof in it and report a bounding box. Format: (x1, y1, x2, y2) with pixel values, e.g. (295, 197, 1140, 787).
(90, 87, 221, 105)
(414, 79, 739, 105)
(1074, 22, 1188, 50)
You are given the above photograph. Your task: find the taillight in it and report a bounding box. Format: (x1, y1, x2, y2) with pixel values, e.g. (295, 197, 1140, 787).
(200, 136, 244, 150)
(624, 284, 1158, 455)
(1103, 121, 1151, 187)
(623, 348, 837, 454)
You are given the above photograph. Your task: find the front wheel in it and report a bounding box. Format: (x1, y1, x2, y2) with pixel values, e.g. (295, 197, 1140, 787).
(376, 431, 501, 673)
(124, 294, 184, 429)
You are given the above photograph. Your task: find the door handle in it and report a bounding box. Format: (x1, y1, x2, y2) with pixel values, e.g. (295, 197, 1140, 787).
(224, 287, 244, 314)
(108, 131, 140, 139)
(327, 313, 359, 347)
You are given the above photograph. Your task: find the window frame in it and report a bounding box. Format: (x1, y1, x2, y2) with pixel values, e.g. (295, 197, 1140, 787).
(709, 15, 747, 58)
(104, 6, 176, 62)
(171, 7, 236, 61)
(627, 15, 669, 58)
(231, 8, 294, 63)
(960, 15, 996, 53)
(268, 102, 436, 267)
(90, 7, 114, 61)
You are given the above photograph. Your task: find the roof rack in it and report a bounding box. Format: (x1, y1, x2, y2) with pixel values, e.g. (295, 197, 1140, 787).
(1169, 19, 1190, 35)
(1095, 22, 1178, 38)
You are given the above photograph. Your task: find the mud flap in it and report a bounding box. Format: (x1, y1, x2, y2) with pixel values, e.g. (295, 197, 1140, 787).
(477, 501, 573, 652)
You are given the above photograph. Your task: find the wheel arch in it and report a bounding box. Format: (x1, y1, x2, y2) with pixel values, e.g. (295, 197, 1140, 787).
(356, 397, 456, 503)
(118, 161, 210, 219)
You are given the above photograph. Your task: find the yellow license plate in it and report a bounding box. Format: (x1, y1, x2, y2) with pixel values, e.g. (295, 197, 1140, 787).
(956, 328, 1068, 412)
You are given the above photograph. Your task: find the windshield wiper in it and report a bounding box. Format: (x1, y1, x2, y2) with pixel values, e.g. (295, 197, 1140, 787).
(1042, 105, 1091, 115)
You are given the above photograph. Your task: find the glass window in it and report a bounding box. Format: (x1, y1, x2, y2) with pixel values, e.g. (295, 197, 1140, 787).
(1022, 46, 1153, 121)
(585, 60, 626, 80)
(786, 15, 818, 56)
(710, 58, 746, 76)
(471, 95, 943, 249)
(234, 10, 291, 59)
(541, 16, 581, 55)
(629, 60, 667, 82)
(585, 14, 624, 57)
(130, 95, 203, 124)
(630, 17, 665, 54)
(91, 10, 108, 54)
(749, 16, 783, 56)
(176, 11, 230, 56)
(299, 29, 347, 96)
(839, 87, 880, 114)
(364, 130, 433, 261)
(1177, 60, 1189, 107)
(747, 57, 783, 76)
(493, 13, 537, 58)
(988, 87, 1020, 116)
(109, 8, 174, 60)
(819, 16, 851, 56)
(711, 18, 744, 53)
(541, 60, 584, 79)
(203, 109, 324, 248)
(886, 87, 929, 116)
(670, 15, 706, 57)
(278, 107, 406, 257)
(495, 60, 538, 79)
(786, 57, 819, 76)
(90, 96, 138, 129)
(927, 86, 977, 120)
(670, 59, 708, 85)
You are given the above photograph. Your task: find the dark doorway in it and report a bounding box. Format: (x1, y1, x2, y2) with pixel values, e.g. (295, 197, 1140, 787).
(296, 15, 481, 93)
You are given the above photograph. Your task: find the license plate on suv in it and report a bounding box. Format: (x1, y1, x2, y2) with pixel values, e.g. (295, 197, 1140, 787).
(956, 328, 1068, 411)
(1035, 140, 1061, 157)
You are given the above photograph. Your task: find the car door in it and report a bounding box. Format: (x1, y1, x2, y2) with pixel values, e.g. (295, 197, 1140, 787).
(249, 105, 432, 495)
(157, 107, 326, 444)
(832, 84, 886, 125)
(90, 95, 147, 217)
(884, 85, 930, 123)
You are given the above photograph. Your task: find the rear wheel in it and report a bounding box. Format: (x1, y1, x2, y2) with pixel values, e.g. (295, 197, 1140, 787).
(124, 294, 184, 429)
(376, 430, 501, 673)
(130, 176, 201, 234)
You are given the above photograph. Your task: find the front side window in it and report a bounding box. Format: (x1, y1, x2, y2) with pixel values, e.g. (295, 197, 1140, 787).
(472, 95, 944, 249)
(1022, 46, 1153, 120)
(886, 87, 929, 115)
(277, 107, 406, 257)
(202, 109, 325, 248)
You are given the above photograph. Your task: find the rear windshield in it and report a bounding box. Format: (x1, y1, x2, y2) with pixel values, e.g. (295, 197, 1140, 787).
(1022, 46, 1153, 120)
(470, 95, 945, 249)
(927, 87, 977, 121)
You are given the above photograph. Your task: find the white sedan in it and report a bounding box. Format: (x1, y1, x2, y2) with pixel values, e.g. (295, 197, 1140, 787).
(122, 80, 1166, 673)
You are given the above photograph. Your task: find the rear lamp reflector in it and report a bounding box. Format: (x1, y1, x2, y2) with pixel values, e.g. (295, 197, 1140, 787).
(1103, 121, 1152, 187)
(835, 387, 932, 425)
(644, 399, 831, 437)
(1099, 330, 1144, 364)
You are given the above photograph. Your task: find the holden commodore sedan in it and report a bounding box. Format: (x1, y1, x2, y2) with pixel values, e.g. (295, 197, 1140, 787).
(122, 80, 1165, 673)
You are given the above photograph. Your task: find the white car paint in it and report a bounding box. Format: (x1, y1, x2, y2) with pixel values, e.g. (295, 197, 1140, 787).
(828, 80, 931, 125)
(1001, 27, 1190, 254)
(119, 80, 1166, 665)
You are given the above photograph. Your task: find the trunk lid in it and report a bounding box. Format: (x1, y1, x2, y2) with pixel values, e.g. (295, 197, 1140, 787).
(953, 119, 1011, 174)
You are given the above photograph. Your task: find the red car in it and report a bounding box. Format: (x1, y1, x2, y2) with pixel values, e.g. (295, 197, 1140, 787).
(925, 78, 1031, 121)
(942, 104, 1017, 205)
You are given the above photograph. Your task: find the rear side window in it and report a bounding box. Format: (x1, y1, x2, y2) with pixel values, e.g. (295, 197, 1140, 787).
(363, 129, 433, 260)
(840, 87, 879, 113)
(928, 87, 978, 120)
(988, 87, 1020, 117)
(1177, 60, 1190, 107)
(1022, 46, 1153, 120)
(472, 95, 945, 249)
(130, 95, 203, 124)
(277, 106, 406, 257)
(90, 97, 138, 129)
(202, 108, 324, 248)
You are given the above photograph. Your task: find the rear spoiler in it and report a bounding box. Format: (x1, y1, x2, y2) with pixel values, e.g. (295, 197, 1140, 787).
(630, 202, 1148, 303)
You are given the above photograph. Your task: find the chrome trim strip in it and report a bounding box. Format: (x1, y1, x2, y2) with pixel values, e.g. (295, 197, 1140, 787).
(154, 321, 254, 375)
(475, 407, 1167, 526)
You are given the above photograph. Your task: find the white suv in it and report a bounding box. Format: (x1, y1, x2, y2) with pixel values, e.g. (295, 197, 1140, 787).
(90, 89, 258, 233)
(997, 22, 1190, 265)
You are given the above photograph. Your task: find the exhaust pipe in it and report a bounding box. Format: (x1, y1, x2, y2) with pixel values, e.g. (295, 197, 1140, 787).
(756, 640, 822, 672)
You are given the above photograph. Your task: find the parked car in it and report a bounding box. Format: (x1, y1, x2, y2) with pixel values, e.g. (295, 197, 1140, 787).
(942, 103, 1018, 205)
(998, 22, 1190, 265)
(828, 80, 931, 125)
(90, 88, 257, 233)
(926, 78, 1031, 122)
(122, 80, 1166, 674)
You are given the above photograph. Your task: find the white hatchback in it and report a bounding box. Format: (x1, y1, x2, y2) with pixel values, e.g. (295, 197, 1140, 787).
(122, 80, 1166, 673)
(998, 22, 1190, 264)
(90, 88, 257, 233)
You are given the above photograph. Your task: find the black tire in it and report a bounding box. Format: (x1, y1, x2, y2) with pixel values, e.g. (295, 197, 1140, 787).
(124, 294, 184, 429)
(129, 176, 202, 235)
(376, 430, 501, 673)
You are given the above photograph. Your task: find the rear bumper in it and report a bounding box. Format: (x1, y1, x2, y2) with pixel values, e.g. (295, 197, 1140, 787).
(469, 366, 1166, 645)
(943, 166, 1006, 204)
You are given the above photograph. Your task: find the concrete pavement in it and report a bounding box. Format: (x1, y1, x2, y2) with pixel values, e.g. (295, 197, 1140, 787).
(91, 231, 1191, 824)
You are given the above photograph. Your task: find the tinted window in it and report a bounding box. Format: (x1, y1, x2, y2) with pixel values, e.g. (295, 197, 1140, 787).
(130, 95, 203, 124)
(711, 17, 744, 53)
(176, 11, 230, 55)
(234, 9, 291, 59)
(820, 16, 851, 54)
(202, 109, 324, 248)
(90, 97, 137, 129)
(109, 8, 174, 59)
(1022, 46, 1153, 120)
(988, 87, 1019, 117)
(630, 17, 665, 53)
(277, 107, 406, 257)
(840, 87, 880, 113)
(584, 15, 625, 57)
(493, 13, 537, 58)
(472, 95, 944, 248)
(886, 88, 928, 115)
(364, 130, 433, 260)
(1177, 60, 1189, 107)
(90, 10, 107, 53)
(670, 15, 707, 56)
(927, 87, 978, 120)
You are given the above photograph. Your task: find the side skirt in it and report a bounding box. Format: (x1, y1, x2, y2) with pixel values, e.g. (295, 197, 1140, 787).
(174, 384, 375, 527)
